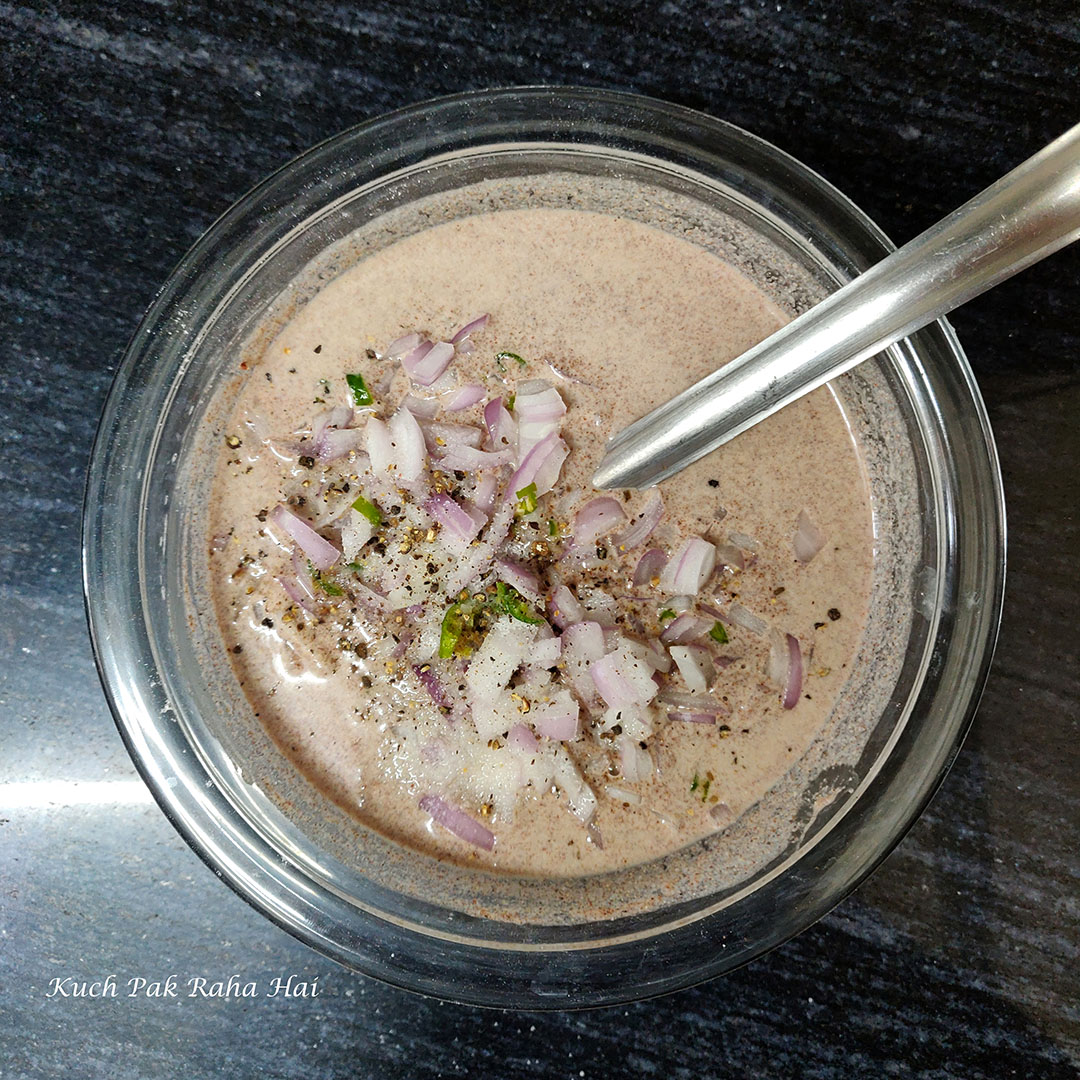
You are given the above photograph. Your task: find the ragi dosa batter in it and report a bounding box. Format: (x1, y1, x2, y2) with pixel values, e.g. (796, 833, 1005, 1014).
(208, 207, 873, 877)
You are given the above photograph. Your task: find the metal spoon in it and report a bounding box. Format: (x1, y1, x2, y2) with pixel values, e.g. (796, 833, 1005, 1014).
(593, 122, 1080, 490)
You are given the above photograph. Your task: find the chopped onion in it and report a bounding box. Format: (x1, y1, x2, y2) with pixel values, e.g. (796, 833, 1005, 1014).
(561, 620, 605, 663)
(472, 471, 499, 514)
(276, 575, 315, 613)
(414, 665, 451, 707)
(632, 548, 667, 587)
(421, 420, 484, 453)
(443, 501, 514, 596)
(450, 313, 489, 344)
(443, 383, 486, 412)
(317, 426, 366, 463)
(783, 633, 803, 709)
(604, 785, 641, 805)
(388, 407, 427, 482)
(729, 530, 760, 552)
(426, 492, 484, 548)
(418, 794, 495, 851)
(529, 635, 562, 668)
(341, 509, 375, 563)
(530, 691, 580, 741)
(657, 688, 731, 714)
(506, 431, 567, 498)
(573, 497, 627, 547)
(659, 537, 717, 595)
(549, 585, 586, 628)
(268, 505, 340, 571)
(385, 332, 422, 359)
(514, 381, 566, 459)
(353, 581, 392, 616)
(669, 644, 715, 692)
(507, 723, 539, 753)
(617, 735, 653, 783)
(660, 613, 713, 644)
(483, 397, 517, 450)
(403, 340, 455, 386)
(715, 543, 746, 572)
(667, 711, 716, 725)
(438, 445, 516, 472)
(611, 490, 664, 552)
(312, 405, 353, 450)
(365, 416, 394, 473)
(725, 602, 769, 636)
(590, 646, 658, 708)
(495, 557, 541, 602)
(793, 509, 826, 563)
(402, 394, 440, 420)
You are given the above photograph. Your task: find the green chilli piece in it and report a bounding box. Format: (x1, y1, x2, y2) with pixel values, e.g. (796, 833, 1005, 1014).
(308, 562, 344, 597)
(515, 482, 538, 516)
(495, 581, 541, 625)
(496, 351, 526, 369)
(548, 518, 558, 538)
(346, 372, 374, 406)
(506, 393, 516, 412)
(658, 608, 676, 621)
(708, 621, 729, 644)
(439, 600, 481, 659)
(351, 494, 381, 526)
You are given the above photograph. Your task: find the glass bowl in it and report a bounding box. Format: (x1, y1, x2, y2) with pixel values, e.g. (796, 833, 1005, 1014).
(83, 87, 1005, 1009)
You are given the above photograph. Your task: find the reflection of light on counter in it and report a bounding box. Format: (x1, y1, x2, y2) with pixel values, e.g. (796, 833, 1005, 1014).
(272, 648, 328, 685)
(0, 779, 155, 810)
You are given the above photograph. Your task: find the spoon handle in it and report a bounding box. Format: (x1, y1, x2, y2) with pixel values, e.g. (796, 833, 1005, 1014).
(594, 122, 1080, 490)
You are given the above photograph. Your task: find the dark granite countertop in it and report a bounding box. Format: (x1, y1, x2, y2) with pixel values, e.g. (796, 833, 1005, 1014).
(2, 3, 1078, 1076)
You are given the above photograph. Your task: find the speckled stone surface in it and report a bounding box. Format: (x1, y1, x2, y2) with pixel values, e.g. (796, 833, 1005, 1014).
(2, 2, 1078, 1077)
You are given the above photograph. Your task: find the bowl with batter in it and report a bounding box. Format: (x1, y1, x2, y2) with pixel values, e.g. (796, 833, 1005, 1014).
(84, 88, 1004, 1007)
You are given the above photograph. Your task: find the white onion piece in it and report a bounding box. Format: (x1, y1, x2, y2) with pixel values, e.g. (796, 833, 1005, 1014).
(426, 493, 484, 549)
(549, 585, 586, 628)
(401, 394, 440, 420)
(365, 416, 394, 473)
(715, 543, 746, 572)
(404, 340, 455, 386)
(418, 794, 494, 851)
(450, 313, 489, 344)
(632, 548, 667, 588)
(660, 613, 713, 644)
(507, 722, 539, 753)
(605, 784, 641, 805)
(268, 505, 340, 571)
(514, 381, 566, 460)
(550, 747, 597, 824)
(442, 502, 514, 596)
(729, 530, 760, 552)
(573, 497, 627, 547)
(341, 508, 375, 563)
(312, 405, 353, 447)
(783, 633, 803, 709)
(422, 420, 484, 453)
(590, 645, 658, 709)
(529, 635, 562, 668)
(726, 603, 769, 636)
(561, 620, 605, 663)
(353, 581, 393, 616)
(530, 691, 580, 741)
(657, 688, 731, 714)
(507, 429, 570, 496)
(443, 383, 486, 412)
(276, 574, 315, 613)
(617, 735, 653, 783)
(472, 471, 499, 514)
(483, 397, 518, 450)
(438, 445, 516, 472)
(643, 637, 673, 674)
(667, 711, 716, 725)
(388, 407, 427, 482)
(466, 617, 537, 702)
(659, 537, 717, 595)
(669, 644, 714, 693)
(793, 509, 826, 563)
(317, 426, 366, 463)
(495, 557, 541, 602)
(385, 332, 421, 359)
(611, 490, 664, 552)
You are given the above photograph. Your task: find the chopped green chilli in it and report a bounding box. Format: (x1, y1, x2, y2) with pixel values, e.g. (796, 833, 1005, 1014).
(515, 482, 538, 515)
(496, 351, 526, 368)
(351, 493, 382, 525)
(659, 608, 676, 621)
(708, 621, 729, 644)
(346, 372, 374, 406)
(495, 581, 541, 624)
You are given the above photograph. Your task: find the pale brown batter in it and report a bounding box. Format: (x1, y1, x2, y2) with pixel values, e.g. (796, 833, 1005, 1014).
(208, 207, 873, 877)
